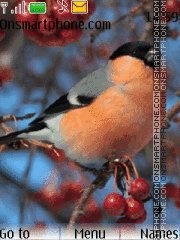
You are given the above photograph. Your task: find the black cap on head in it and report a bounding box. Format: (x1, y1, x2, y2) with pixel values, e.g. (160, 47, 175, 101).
(109, 41, 154, 68)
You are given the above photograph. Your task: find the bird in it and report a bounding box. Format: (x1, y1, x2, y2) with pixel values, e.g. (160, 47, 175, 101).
(0, 41, 154, 169)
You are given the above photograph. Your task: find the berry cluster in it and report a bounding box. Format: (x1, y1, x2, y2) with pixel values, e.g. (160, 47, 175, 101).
(34, 181, 82, 212)
(34, 181, 102, 222)
(103, 157, 150, 223)
(165, 183, 180, 208)
(16, 0, 95, 46)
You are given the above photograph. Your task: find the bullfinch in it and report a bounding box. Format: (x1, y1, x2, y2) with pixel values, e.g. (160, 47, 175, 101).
(0, 41, 154, 168)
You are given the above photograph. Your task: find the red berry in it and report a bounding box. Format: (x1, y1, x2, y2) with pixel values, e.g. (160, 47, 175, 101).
(33, 189, 65, 211)
(177, 1, 180, 11)
(103, 193, 127, 216)
(16, 11, 37, 22)
(60, 182, 82, 202)
(0, 67, 13, 86)
(38, 15, 57, 35)
(166, 0, 179, 12)
(79, 199, 102, 223)
(165, 183, 177, 198)
(175, 199, 180, 208)
(125, 197, 145, 220)
(51, 194, 66, 211)
(165, 0, 180, 21)
(130, 178, 150, 201)
(174, 187, 180, 201)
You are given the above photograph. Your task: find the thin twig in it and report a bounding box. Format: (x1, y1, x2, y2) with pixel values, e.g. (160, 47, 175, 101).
(0, 122, 12, 133)
(68, 164, 113, 228)
(0, 113, 35, 123)
(140, 22, 153, 42)
(90, 0, 149, 42)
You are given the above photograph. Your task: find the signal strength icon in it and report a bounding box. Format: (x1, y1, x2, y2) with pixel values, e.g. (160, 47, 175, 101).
(11, 0, 26, 14)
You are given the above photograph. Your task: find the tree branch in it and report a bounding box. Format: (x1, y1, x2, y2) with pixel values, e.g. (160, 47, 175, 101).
(0, 113, 35, 123)
(68, 163, 113, 227)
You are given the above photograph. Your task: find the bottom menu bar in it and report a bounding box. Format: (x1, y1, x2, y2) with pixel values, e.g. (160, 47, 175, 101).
(0, 225, 179, 240)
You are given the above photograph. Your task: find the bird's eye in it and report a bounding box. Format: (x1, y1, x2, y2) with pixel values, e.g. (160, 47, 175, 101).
(132, 50, 136, 56)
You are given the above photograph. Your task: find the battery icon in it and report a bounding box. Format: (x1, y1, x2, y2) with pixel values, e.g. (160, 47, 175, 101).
(28, 2, 46, 14)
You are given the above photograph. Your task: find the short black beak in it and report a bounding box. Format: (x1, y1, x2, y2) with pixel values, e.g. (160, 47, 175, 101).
(145, 48, 154, 67)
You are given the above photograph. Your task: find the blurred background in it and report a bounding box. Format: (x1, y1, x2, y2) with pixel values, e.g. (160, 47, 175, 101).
(0, 0, 180, 226)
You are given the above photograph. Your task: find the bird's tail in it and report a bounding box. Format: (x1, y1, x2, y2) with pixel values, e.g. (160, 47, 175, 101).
(0, 122, 48, 145)
(0, 130, 24, 145)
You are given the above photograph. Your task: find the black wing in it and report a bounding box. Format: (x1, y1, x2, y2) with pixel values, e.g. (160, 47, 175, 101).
(44, 94, 71, 115)
(29, 93, 94, 125)
(29, 65, 111, 126)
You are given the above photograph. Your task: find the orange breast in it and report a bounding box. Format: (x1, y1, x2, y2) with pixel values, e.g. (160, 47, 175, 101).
(60, 84, 153, 163)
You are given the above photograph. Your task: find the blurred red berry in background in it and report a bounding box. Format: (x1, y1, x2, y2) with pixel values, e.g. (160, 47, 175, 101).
(0, 67, 13, 87)
(60, 181, 82, 203)
(15, 0, 95, 46)
(165, 183, 178, 199)
(166, 0, 180, 13)
(79, 199, 102, 223)
(0, 30, 5, 42)
(34, 188, 65, 212)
